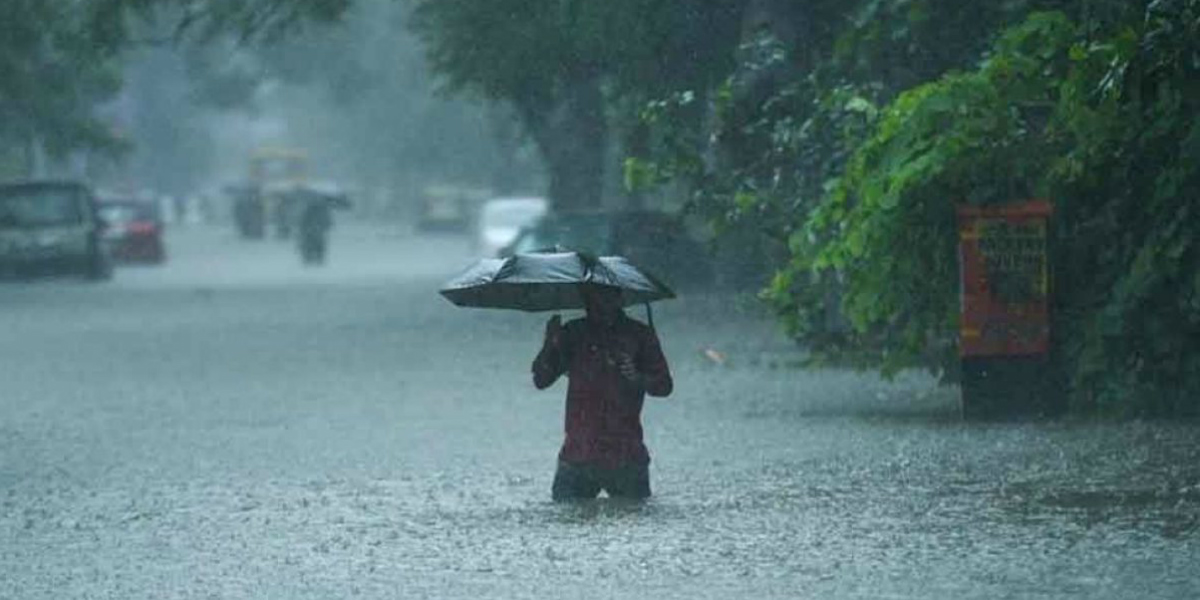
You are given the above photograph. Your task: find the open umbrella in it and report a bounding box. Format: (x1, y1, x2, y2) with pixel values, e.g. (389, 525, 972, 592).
(298, 186, 352, 210)
(272, 182, 353, 209)
(439, 251, 675, 313)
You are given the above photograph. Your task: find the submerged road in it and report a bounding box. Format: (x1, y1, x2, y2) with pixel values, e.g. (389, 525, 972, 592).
(2, 221, 1197, 599)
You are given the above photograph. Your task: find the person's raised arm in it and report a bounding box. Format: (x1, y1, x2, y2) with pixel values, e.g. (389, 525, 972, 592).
(532, 315, 568, 389)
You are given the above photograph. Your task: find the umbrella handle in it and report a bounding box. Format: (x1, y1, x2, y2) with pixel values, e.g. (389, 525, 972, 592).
(644, 302, 655, 331)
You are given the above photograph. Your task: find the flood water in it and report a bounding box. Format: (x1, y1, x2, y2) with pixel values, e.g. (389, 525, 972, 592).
(2, 222, 1197, 599)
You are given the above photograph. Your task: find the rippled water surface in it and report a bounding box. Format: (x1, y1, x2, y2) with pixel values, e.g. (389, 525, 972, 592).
(2, 224, 1197, 599)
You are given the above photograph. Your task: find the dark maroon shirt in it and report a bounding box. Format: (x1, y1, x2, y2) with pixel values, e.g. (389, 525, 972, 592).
(532, 314, 673, 468)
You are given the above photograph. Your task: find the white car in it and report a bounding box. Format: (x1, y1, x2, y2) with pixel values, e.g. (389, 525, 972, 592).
(474, 196, 548, 257)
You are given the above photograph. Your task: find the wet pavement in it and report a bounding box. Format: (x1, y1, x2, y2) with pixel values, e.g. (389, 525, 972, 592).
(2, 222, 1197, 599)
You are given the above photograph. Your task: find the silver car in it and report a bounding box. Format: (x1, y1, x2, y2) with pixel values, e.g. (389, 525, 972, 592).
(0, 180, 113, 280)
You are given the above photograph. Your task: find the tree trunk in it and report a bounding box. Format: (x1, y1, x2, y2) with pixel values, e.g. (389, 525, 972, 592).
(517, 73, 607, 213)
(485, 103, 523, 196)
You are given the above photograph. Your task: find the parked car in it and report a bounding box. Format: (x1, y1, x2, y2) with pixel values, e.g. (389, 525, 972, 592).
(499, 210, 715, 289)
(0, 180, 112, 280)
(97, 196, 166, 264)
(474, 196, 548, 257)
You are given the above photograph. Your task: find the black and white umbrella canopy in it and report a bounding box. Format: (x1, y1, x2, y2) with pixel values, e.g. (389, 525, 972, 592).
(439, 251, 675, 312)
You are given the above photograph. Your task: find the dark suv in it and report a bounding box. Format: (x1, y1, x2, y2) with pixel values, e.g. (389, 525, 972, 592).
(500, 210, 715, 289)
(0, 180, 113, 280)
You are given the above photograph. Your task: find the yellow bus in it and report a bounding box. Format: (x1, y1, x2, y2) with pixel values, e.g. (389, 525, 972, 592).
(235, 147, 309, 239)
(249, 147, 308, 187)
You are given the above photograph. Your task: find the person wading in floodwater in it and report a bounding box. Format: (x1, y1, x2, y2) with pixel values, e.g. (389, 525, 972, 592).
(297, 196, 333, 265)
(531, 283, 673, 501)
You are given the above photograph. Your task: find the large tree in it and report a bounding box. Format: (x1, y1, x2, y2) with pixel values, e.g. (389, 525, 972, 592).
(249, 0, 535, 199)
(410, 0, 746, 212)
(1, 0, 355, 178)
(0, 1, 125, 175)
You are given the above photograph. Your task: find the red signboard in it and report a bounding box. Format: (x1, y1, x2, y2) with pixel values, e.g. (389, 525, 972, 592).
(957, 201, 1053, 358)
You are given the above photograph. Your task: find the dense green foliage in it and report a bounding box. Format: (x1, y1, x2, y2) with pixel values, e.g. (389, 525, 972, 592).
(797, 2, 1199, 415)
(797, 12, 1084, 376)
(628, 0, 1197, 415)
(1, 0, 351, 178)
(0, 0, 124, 170)
(1049, 0, 1200, 414)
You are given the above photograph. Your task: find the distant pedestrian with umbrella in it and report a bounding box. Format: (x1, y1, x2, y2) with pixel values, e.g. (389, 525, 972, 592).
(292, 183, 351, 266)
(440, 251, 675, 501)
